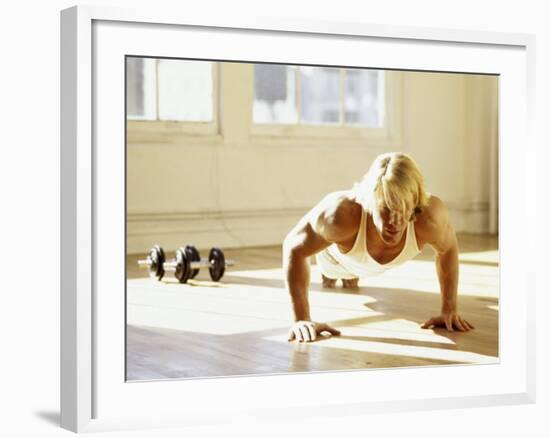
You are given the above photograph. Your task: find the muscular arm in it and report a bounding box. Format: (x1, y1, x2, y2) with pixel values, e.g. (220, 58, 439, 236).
(282, 221, 330, 321)
(433, 217, 460, 314)
(418, 197, 474, 332)
(282, 193, 358, 341)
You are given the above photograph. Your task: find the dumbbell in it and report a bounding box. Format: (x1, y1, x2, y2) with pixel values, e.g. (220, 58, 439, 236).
(137, 245, 167, 281)
(137, 244, 199, 281)
(163, 246, 235, 283)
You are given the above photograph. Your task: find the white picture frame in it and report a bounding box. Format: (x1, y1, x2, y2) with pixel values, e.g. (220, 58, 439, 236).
(60, 5, 536, 433)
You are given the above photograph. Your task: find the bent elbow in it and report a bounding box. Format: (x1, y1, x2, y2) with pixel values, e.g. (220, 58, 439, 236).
(282, 234, 297, 258)
(282, 233, 305, 263)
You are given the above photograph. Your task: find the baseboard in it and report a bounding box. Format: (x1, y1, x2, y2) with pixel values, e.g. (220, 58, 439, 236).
(127, 208, 306, 254)
(127, 201, 495, 254)
(448, 200, 496, 234)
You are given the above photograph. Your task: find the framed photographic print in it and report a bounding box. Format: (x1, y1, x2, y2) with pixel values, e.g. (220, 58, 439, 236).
(61, 5, 536, 433)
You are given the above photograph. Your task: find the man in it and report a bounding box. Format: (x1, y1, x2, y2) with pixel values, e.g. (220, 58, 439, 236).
(283, 152, 474, 343)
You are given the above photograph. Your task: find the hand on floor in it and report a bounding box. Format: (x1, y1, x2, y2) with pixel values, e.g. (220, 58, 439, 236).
(287, 320, 341, 342)
(421, 313, 475, 332)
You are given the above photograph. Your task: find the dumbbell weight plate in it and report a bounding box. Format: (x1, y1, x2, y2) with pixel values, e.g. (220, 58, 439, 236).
(149, 245, 166, 281)
(184, 245, 201, 279)
(174, 248, 191, 283)
(208, 247, 226, 282)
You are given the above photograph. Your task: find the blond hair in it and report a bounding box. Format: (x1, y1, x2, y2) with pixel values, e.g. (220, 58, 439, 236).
(352, 152, 429, 218)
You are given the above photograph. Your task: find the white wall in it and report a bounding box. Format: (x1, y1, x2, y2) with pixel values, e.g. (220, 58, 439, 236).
(127, 65, 498, 253)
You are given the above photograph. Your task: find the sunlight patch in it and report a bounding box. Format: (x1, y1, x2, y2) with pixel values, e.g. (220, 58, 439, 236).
(266, 330, 498, 364)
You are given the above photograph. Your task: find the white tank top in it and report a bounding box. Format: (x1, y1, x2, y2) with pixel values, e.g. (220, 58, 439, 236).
(326, 208, 421, 277)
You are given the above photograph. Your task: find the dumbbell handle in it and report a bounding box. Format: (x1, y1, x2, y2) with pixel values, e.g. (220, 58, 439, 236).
(163, 259, 236, 270)
(137, 259, 153, 267)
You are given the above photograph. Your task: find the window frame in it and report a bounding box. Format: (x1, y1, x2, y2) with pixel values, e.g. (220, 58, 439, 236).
(126, 59, 220, 142)
(250, 69, 403, 148)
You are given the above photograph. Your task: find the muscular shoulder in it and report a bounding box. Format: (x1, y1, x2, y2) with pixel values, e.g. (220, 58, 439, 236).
(414, 195, 452, 246)
(312, 191, 362, 243)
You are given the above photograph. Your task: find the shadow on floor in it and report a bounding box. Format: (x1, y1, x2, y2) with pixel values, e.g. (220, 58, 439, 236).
(126, 280, 498, 381)
(126, 323, 473, 381)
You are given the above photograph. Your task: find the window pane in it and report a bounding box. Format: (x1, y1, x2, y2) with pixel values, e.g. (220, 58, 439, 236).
(126, 57, 156, 120)
(127, 58, 144, 116)
(253, 64, 298, 124)
(300, 67, 340, 125)
(157, 59, 213, 122)
(345, 69, 384, 127)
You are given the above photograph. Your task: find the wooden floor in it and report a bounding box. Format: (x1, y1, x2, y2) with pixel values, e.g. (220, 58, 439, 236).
(126, 234, 499, 381)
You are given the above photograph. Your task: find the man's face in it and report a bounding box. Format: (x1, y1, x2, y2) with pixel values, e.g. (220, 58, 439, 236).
(371, 205, 413, 245)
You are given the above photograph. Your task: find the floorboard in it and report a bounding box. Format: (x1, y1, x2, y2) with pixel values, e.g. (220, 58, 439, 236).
(126, 233, 499, 380)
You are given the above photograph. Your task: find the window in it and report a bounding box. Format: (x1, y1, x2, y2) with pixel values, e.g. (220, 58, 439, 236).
(125, 59, 400, 146)
(253, 65, 385, 128)
(126, 57, 218, 137)
(253, 65, 298, 124)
